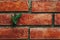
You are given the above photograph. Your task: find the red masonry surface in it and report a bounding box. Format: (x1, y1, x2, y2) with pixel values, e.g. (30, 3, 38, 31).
(55, 14, 60, 25)
(31, 39, 59, 40)
(56, 2, 60, 12)
(0, 14, 13, 25)
(0, 27, 28, 39)
(30, 28, 60, 39)
(0, 0, 60, 40)
(0, 0, 28, 11)
(32, 1, 56, 12)
(0, 39, 28, 40)
(17, 14, 52, 25)
(31, 0, 58, 2)
(0, 39, 27, 40)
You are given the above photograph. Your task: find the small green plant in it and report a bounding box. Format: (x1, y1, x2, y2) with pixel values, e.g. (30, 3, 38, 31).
(11, 13, 22, 25)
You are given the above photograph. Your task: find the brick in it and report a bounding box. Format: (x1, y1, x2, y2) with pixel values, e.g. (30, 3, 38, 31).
(32, 1, 56, 12)
(31, 39, 57, 40)
(0, 39, 27, 40)
(32, 0, 58, 2)
(0, 14, 13, 25)
(0, 0, 28, 11)
(56, 2, 60, 12)
(0, 27, 28, 39)
(55, 14, 60, 25)
(17, 14, 52, 25)
(30, 28, 60, 39)
(0, 39, 24, 40)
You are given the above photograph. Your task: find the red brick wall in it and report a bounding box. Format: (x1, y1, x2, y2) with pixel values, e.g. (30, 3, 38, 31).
(0, 0, 60, 40)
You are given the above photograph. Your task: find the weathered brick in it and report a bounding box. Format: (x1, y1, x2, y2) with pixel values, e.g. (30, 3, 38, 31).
(0, 14, 13, 25)
(0, 0, 28, 11)
(56, 2, 60, 12)
(55, 14, 60, 25)
(0, 27, 28, 39)
(17, 14, 52, 25)
(30, 28, 60, 39)
(32, 1, 56, 12)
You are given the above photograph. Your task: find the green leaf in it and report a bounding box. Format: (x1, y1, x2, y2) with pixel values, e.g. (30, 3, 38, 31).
(11, 13, 22, 25)
(11, 16, 17, 24)
(15, 13, 22, 20)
